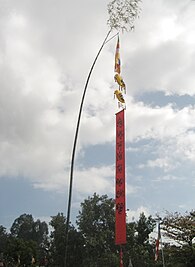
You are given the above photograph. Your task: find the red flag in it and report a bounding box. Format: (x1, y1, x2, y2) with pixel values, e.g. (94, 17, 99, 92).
(115, 109, 126, 245)
(115, 36, 121, 74)
(155, 223, 161, 261)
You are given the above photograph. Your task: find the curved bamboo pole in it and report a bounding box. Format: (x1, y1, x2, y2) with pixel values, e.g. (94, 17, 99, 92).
(64, 29, 112, 267)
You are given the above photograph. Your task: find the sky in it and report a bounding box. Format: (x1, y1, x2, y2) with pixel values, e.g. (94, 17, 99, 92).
(0, 0, 195, 230)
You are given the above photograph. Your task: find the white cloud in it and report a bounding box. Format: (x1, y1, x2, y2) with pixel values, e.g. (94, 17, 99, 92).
(126, 183, 138, 195)
(32, 164, 115, 197)
(139, 157, 176, 172)
(74, 165, 114, 195)
(126, 99, 195, 141)
(126, 206, 150, 222)
(175, 131, 195, 161)
(122, 0, 195, 96)
(153, 174, 184, 182)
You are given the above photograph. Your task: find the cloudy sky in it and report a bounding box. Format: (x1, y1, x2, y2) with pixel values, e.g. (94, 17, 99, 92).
(0, 0, 195, 230)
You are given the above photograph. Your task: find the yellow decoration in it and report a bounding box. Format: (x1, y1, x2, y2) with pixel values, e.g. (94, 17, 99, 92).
(114, 73, 126, 90)
(114, 90, 125, 103)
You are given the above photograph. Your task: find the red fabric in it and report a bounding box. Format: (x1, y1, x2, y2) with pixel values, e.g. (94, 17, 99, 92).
(115, 109, 126, 245)
(155, 239, 160, 261)
(155, 223, 161, 261)
(115, 36, 121, 74)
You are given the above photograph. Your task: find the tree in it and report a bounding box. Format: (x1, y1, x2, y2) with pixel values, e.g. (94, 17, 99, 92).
(77, 193, 118, 266)
(163, 243, 195, 267)
(77, 194, 158, 267)
(50, 213, 84, 267)
(162, 211, 195, 267)
(0, 225, 8, 254)
(136, 213, 155, 245)
(10, 214, 48, 245)
(10, 214, 34, 240)
(32, 219, 49, 264)
(4, 236, 37, 266)
(50, 213, 66, 267)
(10, 213, 49, 265)
(124, 213, 156, 267)
(32, 219, 48, 246)
(0, 225, 8, 261)
(162, 211, 195, 247)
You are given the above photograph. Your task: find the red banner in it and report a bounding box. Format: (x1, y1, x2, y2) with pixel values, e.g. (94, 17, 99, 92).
(115, 109, 126, 245)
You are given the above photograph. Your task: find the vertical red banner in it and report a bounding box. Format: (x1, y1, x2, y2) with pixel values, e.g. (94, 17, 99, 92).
(115, 109, 126, 245)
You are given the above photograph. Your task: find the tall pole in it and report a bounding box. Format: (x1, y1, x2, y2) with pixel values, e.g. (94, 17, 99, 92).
(160, 228, 166, 267)
(64, 29, 111, 267)
(155, 218, 166, 267)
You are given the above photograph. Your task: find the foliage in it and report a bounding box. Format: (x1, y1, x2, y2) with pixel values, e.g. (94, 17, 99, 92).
(76, 193, 117, 266)
(49, 213, 66, 267)
(4, 237, 37, 266)
(162, 211, 195, 247)
(107, 0, 142, 32)
(0, 197, 194, 266)
(10, 213, 48, 246)
(10, 214, 34, 240)
(162, 211, 195, 267)
(6, 214, 49, 266)
(0, 225, 8, 254)
(163, 243, 195, 267)
(136, 213, 156, 245)
(124, 213, 156, 267)
(49, 212, 84, 267)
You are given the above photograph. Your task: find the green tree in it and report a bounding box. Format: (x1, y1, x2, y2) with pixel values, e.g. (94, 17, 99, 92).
(136, 213, 155, 245)
(77, 193, 118, 267)
(162, 211, 195, 247)
(10, 214, 35, 240)
(163, 243, 195, 267)
(32, 219, 48, 246)
(162, 211, 195, 267)
(5, 236, 37, 266)
(124, 213, 156, 267)
(10, 213, 49, 265)
(0, 225, 7, 255)
(50, 213, 84, 267)
(10, 214, 48, 245)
